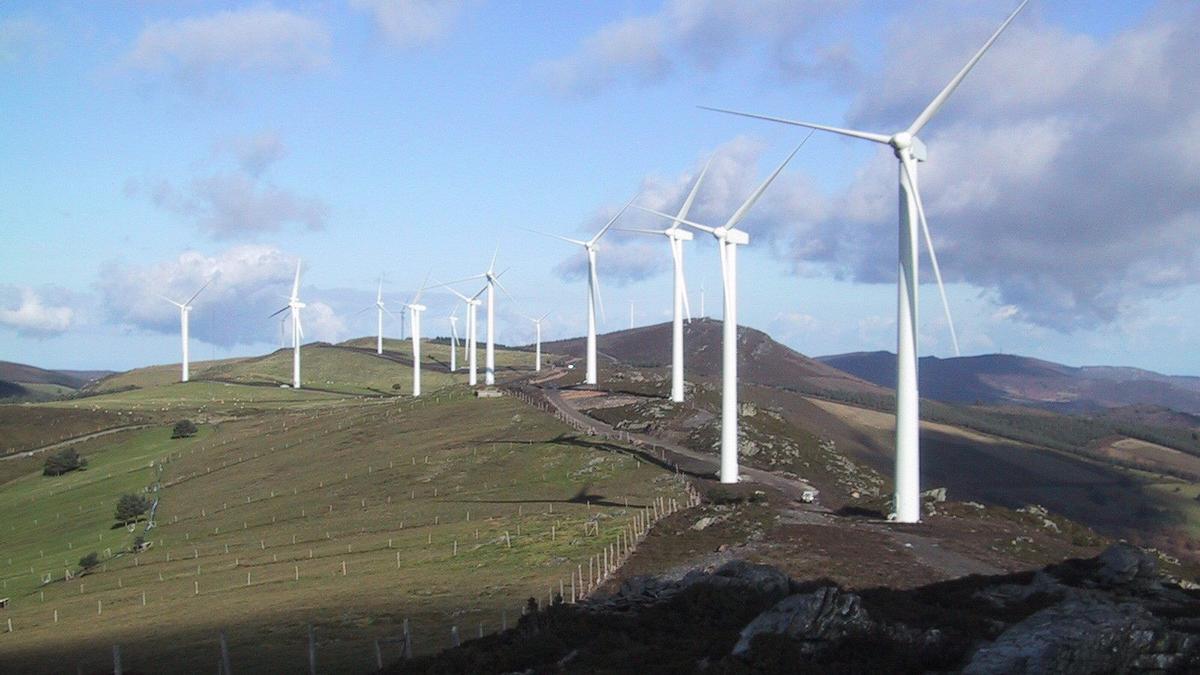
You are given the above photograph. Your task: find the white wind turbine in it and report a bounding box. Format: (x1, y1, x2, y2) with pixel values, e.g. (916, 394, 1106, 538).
(702, 0, 1027, 520)
(438, 283, 484, 386)
(404, 276, 430, 397)
(372, 276, 395, 355)
(619, 158, 710, 403)
(521, 311, 551, 373)
(160, 278, 212, 383)
(269, 261, 306, 389)
(447, 309, 460, 373)
(531, 196, 636, 385)
(443, 252, 511, 386)
(637, 141, 809, 483)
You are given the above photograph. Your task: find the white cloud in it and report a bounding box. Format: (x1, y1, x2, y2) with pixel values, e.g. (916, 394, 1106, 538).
(122, 7, 329, 89)
(300, 301, 347, 344)
(0, 287, 75, 337)
(350, 0, 464, 47)
(0, 16, 47, 64)
(98, 246, 304, 347)
(718, 4, 1200, 332)
(130, 133, 327, 238)
(217, 131, 288, 177)
(533, 0, 852, 97)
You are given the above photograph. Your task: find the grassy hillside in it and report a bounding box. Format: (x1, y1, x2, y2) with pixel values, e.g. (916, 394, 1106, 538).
(0, 384, 685, 673)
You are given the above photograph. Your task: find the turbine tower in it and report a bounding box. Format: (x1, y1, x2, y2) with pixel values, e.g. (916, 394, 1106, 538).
(702, 0, 1026, 520)
(374, 276, 390, 355)
(438, 283, 484, 386)
(448, 311, 459, 373)
(531, 196, 635, 385)
(160, 278, 211, 383)
(619, 158, 709, 402)
(521, 311, 551, 373)
(404, 277, 429, 397)
(270, 261, 305, 389)
(637, 141, 808, 483)
(441, 254, 510, 386)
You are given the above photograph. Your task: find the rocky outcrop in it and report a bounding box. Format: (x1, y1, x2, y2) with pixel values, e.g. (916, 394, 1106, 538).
(390, 545, 1200, 674)
(733, 586, 871, 655)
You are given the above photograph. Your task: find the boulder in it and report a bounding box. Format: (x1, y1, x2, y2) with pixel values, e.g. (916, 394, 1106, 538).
(1093, 543, 1158, 589)
(733, 586, 872, 656)
(963, 596, 1159, 674)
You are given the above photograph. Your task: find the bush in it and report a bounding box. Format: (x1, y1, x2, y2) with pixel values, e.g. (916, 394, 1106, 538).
(43, 448, 87, 476)
(114, 493, 149, 525)
(78, 552, 100, 572)
(171, 419, 198, 438)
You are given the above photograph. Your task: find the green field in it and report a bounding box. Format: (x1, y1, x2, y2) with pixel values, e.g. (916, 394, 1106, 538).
(0, 376, 684, 673)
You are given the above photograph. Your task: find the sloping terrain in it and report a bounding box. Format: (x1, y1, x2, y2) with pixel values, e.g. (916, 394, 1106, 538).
(541, 319, 883, 395)
(821, 351, 1200, 414)
(0, 360, 111, 389)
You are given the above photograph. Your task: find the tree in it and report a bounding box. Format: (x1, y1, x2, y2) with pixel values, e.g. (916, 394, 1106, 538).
(78, 552, 100, 572)
(43, 448, 87, 476)
(114, 494, 149, 525)
(171, 419, 198, 438)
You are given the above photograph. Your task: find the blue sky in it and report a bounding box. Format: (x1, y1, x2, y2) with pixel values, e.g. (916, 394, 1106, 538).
(3, 0, 1198, 376)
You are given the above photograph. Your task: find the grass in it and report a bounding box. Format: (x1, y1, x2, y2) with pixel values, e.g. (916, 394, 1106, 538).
(0, 383, 685, 673)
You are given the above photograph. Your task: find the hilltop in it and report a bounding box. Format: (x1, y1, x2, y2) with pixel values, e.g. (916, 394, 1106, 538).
(820, 351, 1200, 416)
(0, 360, 114, 402)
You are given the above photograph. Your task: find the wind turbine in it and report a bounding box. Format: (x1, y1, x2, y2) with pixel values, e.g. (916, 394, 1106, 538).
(447, 310, 460, 373)
(700, 1, 1026, 520)
(637, 141, 809, 483)
(530, 196, 636, 385)
(160, 278, 211, 383)
(619, 158, 709, 402)
(404, 276, 429, 397)
(521, 311, 551, 373)
(441, 252, 511, 386)
(269, 261, 305, 389)
(354, 275, 397, 355)
(437, 283, 484, 386)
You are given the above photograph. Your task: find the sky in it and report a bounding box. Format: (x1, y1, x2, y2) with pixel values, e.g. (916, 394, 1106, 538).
(2, 0, 1198, 376)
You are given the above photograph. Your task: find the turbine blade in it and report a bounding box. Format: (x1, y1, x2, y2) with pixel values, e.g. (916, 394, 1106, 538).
(185, 277, 212, 306)
(590, 261, 606, 324)
(632, 205, 715, 234)
(907, 0, 1030, 136)
(291, 260, 302, 300)
(588, 194, 637, 246)
(489, 246, 499, 275)
(725, 131, 815, 230)
(902, 155, 961, 357)
(295, 310, 304, 340)
(717, 239, 730, 305)
(614, 227, 670, 236)
(268, 306, 289, 319)
(430, 279, 473, 303)
(159, 294, 185, 308)
(521, 227, 588, 247)
(410, 272, 432, 306)
(377, 276, 383, 303)
(538, 310, 552, 322)
(699, 106, 890, 144)
(674, 240, 693, 322)
(675, 155, 711, 228)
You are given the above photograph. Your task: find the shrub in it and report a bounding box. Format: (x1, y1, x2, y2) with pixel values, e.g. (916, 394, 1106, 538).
(78, 552, 100, 572)
(43, 448, 87, 476)
(114, 493, 149, 524)
(171, 419, 198, 438)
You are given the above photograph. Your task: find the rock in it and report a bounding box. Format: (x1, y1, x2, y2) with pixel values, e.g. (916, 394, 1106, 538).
(921, 487, 947, 502)
(733, 587, 872, 656)
(691, 516, 718, 531)
(1094, 543, 1158, 588)
(688, 560, 792, 599)
(963, 596, 1160, 675)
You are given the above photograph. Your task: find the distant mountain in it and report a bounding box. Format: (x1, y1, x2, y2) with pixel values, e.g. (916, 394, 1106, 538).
(0, 361, 113, 390)
(540, 319, 883, 395)
(818, 351, 1200, 416)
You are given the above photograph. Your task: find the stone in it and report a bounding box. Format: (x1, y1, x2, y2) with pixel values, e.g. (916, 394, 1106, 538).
(733, 587, 872, 656)
(1094, 543, 1158, 588)
(963, 596, 1159, 675)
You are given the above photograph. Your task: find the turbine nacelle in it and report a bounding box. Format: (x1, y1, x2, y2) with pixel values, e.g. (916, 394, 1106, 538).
(890, 132, 927, 162)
